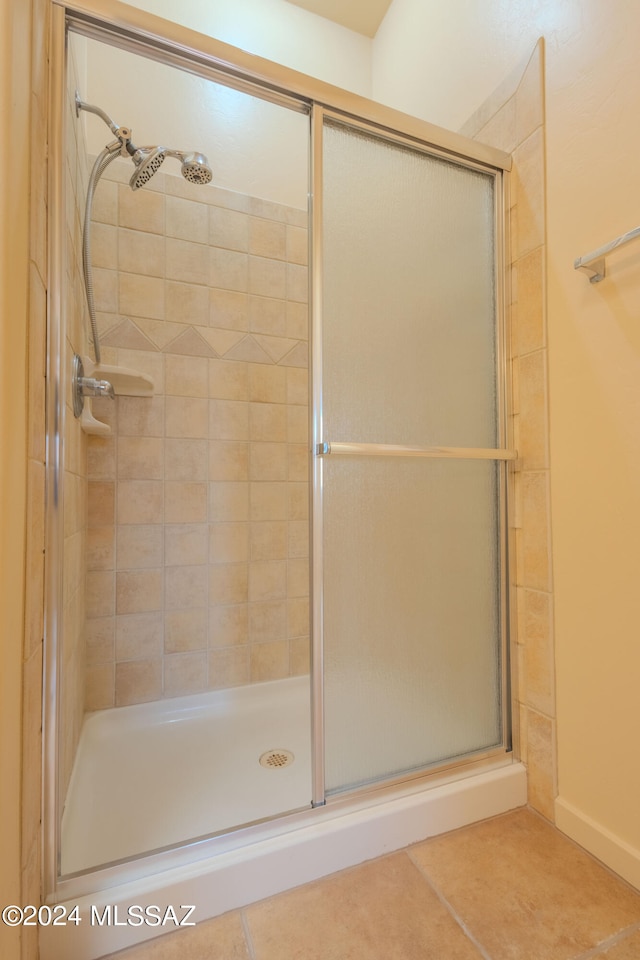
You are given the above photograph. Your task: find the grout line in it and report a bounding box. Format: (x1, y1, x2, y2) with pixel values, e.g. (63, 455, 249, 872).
(241, 909, 258, 960)
(406, 849, 494, 960)
(570, 920, 640, 960)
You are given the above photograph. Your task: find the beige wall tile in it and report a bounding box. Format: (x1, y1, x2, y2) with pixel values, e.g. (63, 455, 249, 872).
(116, 569, 163, 614)
(208, 646, 249, 689)
(208, 358, 248, 400)
(249, 256, 286, 299)
(249, 600, 286, 643)
(527, 709, 556, 819)
(210, 247, 249, 292)
(286, 224, 308, 265)
(165, 438, 208, 481)
(250, 521, 288, 561)
(249, 217, 286, 260)
(288, 520, 309, 559)
(250, 402, 287, 442)
(288, 597, 310, 639)
(514, 246, 544, 355)
(118, 183, 164, 234)
(286, 301, 308, 340)
(92, 266, 118, 313)
(249, 560, 287, 602)
(210, 398, 249, 440)
(290, 635, 310, 675)
(251, 482, 287, 521)
(250, 639, 289, 682)
(209, 440, 249, 481)
(286, 367, 308, 405)
(209, 563, 248, 604)
(166, 280, 209, 326)
(165, 563, 208, 609)
(249, 364, 287, 403)
(209, 288, 248, 331)
(209, 206, 249, 252)
(86, 570, 115, 618)
(117, 480, 163, 524)
(87, 526, 115, 571)
(117, 396, 164, 437)
(250, 442, 288, 481)
(209, 604, 248, 647)
(287, 405, 308, 443)
(209, 482, 249, 522)
(521, 471, 551, 591)
(518, 350, 548, 470)
(117, 436, 164, 479)
(91, 222, 117, 269)
(287, 558, 310, 598)
(86, 662, 115, 711)
(164, 652, 207, 697)
(209, 522, 249, 563)
(288, 444, 308, 482)
(115, 612, 163, 661)
(165, 481, 208, 523)
(86, 617, 115, 665)
(165, 355, 209, 398)
(166, 523, 209, 566)
(117, 524, 163, 569)
(92, 178, 117, 225)
(512, 127, 544, 259)
(165, 396, 209, 438)
(119, 272, 165, 320)
(288, 482, 309, 520)
(286, 263, 308, 303)
(119, 228, 165, 278)
(89, 481, 116, 528)
(115, 658, 162, 706)
(88, 436, 116, 480)
(165, 608, 208, 653)
(166, 237, 209, 285)
(166, 195, 208, 244)
(248, 296, 286, 337)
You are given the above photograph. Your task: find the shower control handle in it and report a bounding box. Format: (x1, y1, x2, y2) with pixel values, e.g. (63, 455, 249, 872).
(72, 354, 114, 418)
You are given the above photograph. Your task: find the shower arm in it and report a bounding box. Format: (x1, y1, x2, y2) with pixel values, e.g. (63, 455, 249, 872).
(75, 92, 133, 155)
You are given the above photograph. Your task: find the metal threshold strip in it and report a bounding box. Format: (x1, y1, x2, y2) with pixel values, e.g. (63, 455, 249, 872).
(315, 441, 518, 461)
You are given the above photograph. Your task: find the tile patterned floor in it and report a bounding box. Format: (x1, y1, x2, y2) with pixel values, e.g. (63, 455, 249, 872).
(104, 809, 640, 960)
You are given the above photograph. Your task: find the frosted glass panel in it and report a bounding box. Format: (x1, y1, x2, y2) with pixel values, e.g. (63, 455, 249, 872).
(323, 459, 502, 793)
(320, 118, 503, 794)
(322, 120, 497, 448)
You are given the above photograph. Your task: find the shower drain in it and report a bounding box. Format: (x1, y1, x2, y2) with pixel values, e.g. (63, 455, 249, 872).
(259, 749, 295, 769)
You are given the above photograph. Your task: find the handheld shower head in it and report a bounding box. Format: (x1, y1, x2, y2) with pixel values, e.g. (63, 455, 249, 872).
(129, 146, 166, 190)
(180, 152, 214, 185)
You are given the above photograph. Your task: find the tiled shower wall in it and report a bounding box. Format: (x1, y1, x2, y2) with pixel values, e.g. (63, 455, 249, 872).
(84, 160, 310, 709)
(462, 40, 556, 820)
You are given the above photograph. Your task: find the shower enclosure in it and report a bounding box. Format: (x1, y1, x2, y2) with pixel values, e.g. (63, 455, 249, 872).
(43, 2, 521, 954)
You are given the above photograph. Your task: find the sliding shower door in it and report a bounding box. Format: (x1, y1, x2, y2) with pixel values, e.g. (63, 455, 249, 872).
(315, 115, 510, 796)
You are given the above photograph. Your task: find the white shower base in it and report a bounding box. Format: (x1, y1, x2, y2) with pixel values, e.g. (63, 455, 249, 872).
(61, 676, 312, 875)
(45, 677, 527, 960)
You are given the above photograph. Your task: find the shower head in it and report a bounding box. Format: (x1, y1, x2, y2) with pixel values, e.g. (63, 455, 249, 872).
(180, 152, 214, 185)
(129, 146, 166, 190)
(128, 146, 213, 190)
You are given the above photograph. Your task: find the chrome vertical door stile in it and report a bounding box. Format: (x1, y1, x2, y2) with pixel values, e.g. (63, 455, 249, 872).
(310, 105, 326, 807)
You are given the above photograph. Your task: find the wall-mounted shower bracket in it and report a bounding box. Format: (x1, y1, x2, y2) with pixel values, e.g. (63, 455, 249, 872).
(72, 354, 114, 419)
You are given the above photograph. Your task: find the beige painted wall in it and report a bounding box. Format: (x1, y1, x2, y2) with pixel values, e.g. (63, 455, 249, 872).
(0, 1, 30, 957)
(373, 0, 640, 878)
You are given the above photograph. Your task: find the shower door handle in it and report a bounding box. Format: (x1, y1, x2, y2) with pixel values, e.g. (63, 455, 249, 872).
(315, 441, 518, 461)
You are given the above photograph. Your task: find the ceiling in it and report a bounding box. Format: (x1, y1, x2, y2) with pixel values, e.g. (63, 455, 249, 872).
(284, 0, 393, 37)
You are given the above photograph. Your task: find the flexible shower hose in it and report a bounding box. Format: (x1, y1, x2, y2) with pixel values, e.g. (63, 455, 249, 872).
(82, 141, 123, 364)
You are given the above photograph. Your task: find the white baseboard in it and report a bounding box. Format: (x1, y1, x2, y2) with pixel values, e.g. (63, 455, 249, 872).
(555, 796, 640, 891)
